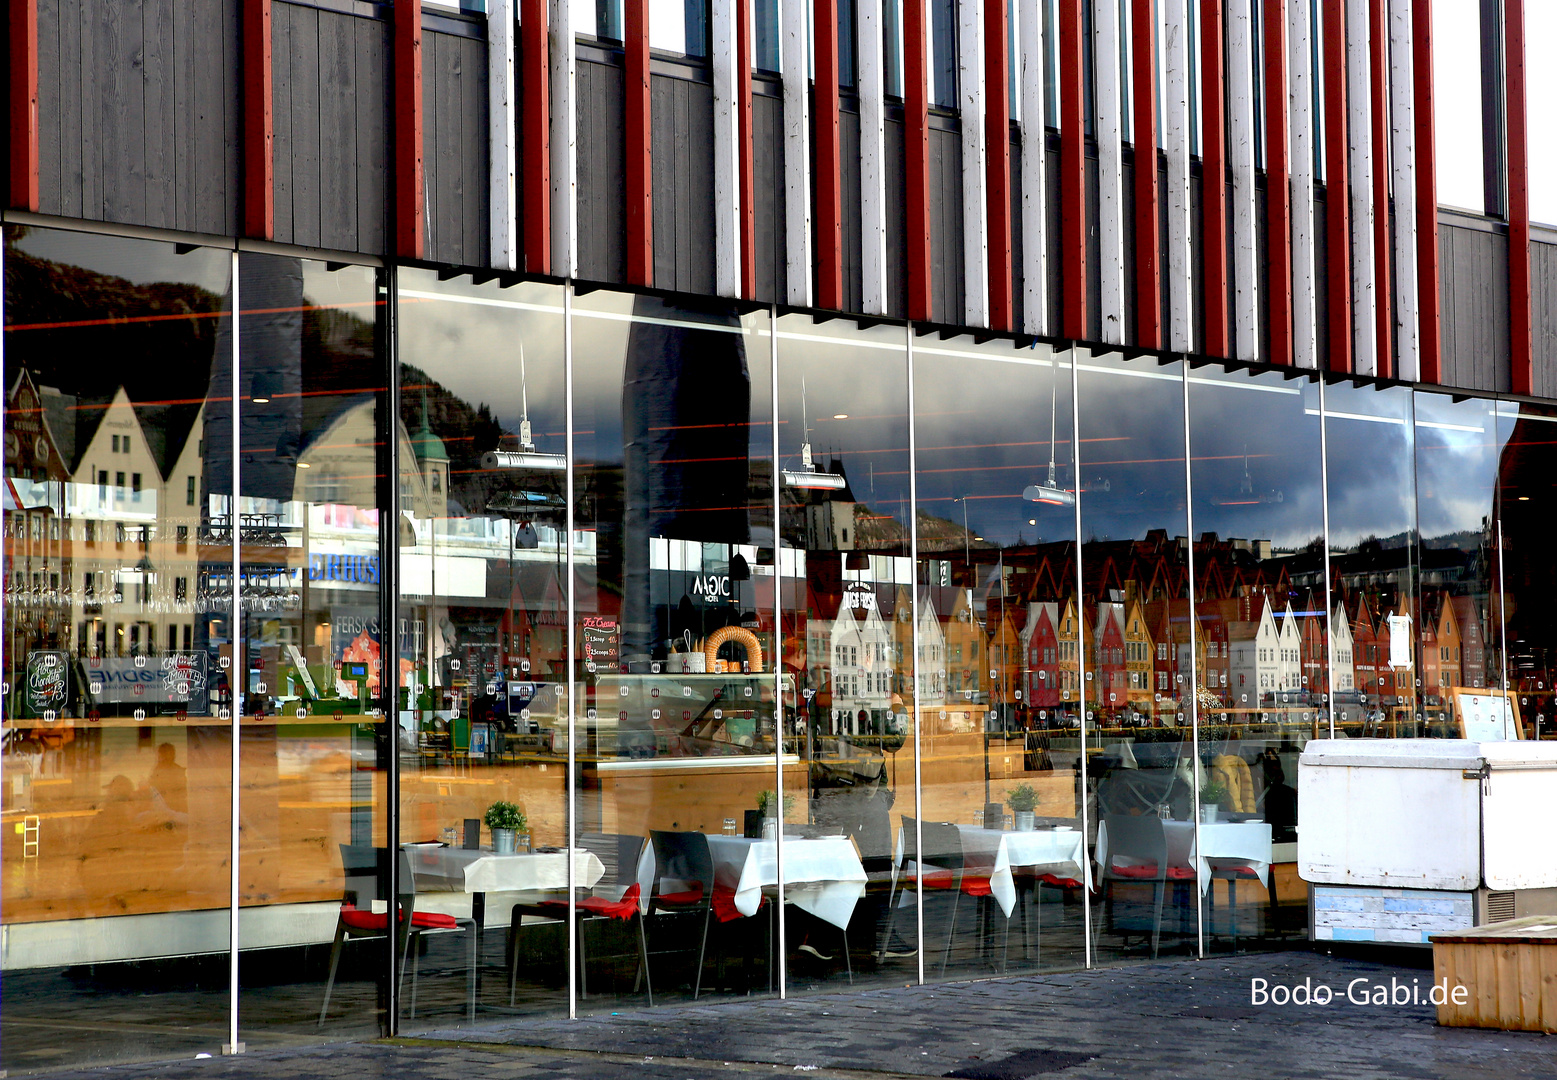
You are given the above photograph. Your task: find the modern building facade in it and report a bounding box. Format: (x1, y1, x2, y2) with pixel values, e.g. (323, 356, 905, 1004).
(3, 0, 1557, 1070)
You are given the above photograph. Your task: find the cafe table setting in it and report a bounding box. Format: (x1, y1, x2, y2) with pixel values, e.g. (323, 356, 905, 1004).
(704, 833, 868, 929)
(1094, 816, 1273, 894)
(891, 824, 1089, 917)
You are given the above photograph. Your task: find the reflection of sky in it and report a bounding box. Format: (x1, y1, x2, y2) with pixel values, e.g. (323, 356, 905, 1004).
(1412, 392, 1505, 542)
(1188, 370, 1324, 551)
(12, 227, 230, 293)
(397, 271, 567, 449)
(1321, 382, 1416, 550)
(912, 341, 1074, 546)
(1076, 355, 1188, 541)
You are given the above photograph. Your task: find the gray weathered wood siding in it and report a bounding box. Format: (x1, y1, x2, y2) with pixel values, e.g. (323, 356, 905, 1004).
(650, 72, 716, 295)
(927, 120, 963, 324)
(752, 84, 787, 304)
(1438, 220, 1511, 393)
(35, 0, 240, 235)
(1534, 240, 1557, 400)
(422, 27, 489, 267)
(272, 2, 389, 255)
(577, 57, 627, 284)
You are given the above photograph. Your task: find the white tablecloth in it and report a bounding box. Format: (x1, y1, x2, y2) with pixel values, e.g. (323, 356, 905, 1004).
(406, 846, 606, 896)
(1095, 819, 1272, 895)
(892, 826, 1088, 917)
(705, 835, 867, 929)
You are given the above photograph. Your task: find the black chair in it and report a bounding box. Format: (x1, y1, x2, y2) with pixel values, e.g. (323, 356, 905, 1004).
(879, 817, 1002, 975)
(318, 846, 475, 1026)
(509, 833, 653, 1006)
(1094, 814, 1195, 960)
(648, 829, 772, 997)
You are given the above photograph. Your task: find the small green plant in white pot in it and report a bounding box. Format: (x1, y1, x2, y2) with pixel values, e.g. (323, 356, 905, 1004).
(1006, 782, 1040, 831)
(756, 789, 795, 838)
(485, 801, 527, 854)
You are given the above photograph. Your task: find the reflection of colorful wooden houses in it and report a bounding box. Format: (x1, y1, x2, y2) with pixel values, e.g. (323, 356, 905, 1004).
(1228, 598, 1282, 708)
(1021, 601, 1061, 707)
(825, 597, 895, 732)
(1195, 601, 1231, 702)
(1450, 595, 1488, 689)
(942, 588, 985, 701)
(891, 585, 948, 705)
(988, 607, 1024, 708)
(1350, 596, 1380, 701)
(1277, 604, 1303, 694)
(1089, 602, 1128, 713)
(1330, 602, 1356, 694)
(1421, 593, 1463, 702)
(1056, 596, 1082, 707)
(1121, 600, 1155, 715)
(1299, 591, 1328, 695)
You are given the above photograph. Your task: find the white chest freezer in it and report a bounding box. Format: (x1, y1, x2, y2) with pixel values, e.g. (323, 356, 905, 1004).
(1298, 739, 1557, 944)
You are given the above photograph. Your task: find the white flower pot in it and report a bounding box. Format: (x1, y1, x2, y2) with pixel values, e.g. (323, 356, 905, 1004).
(1014, 810, 1036, 832)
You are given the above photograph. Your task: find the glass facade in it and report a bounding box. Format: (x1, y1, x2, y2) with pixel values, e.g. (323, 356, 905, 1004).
(4, 223, 1551, 1069)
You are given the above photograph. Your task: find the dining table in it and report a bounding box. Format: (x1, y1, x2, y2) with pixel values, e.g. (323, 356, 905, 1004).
(1094, 818, 1273, 894)
(704, 834, 868, 929)
(891, 825, 1089, 917)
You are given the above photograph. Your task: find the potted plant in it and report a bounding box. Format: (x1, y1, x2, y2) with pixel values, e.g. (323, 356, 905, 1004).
(484, 800, 527, 854)
(756, 789, 795, 838)
(1006, 782, 1040, 831)
(1199, 781, 1228, 824)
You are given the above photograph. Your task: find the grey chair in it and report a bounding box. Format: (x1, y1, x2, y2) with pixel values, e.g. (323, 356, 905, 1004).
(1094, 814, 1195, 960)
(880, 817, 1003, 975)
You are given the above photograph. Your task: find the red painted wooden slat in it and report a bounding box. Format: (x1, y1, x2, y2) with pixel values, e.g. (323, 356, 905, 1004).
(906, 0, 932, 321)
(1321, 0, 1351, 373)
(1262, 0, 1291, 365)
(815, 0, 843, 309)
(1132, 0, 1161, 349)
(1506, 0, 1532, 395)
(8, 0, 39, 211)
(1199, 0, 1228, 357)
(1368, 0, 1391, 378)
(985, 0, 1012, 331)
(625, 0, 653, 286)
(242, 0, 274, 240)
(521, 0, 550, 275)
(393, 0, 425, 259)
(1059, 0, 1086, 340)
(737, 0, 755, 298)
(1413, 0, 1440, 383)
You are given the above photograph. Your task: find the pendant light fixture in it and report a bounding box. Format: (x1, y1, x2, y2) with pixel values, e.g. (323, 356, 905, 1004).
(1023, 365, 1077, 506)
(482, 340, 567, 472)
(782, 376, 848, 490)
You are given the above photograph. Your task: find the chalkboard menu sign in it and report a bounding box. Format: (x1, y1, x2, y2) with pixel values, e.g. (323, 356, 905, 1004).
(582, 617, 620, 667)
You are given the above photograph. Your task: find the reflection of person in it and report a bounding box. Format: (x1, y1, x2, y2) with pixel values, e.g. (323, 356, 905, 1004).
(144, 743, 189, 827)
(1260, 751, 1297, 843)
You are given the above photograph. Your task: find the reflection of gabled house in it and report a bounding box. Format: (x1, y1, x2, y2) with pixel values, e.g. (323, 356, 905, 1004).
(1350, 597, 1379, 701)
(827, 599, 894, 731)
(1421, 594, 1462, 700)
(989, 608, 1023, 705)
(1121, 600, 1154, 713)
(1277, 604, 1302, 692)
(1021, 601, 1060, 707)
(1450, 596, 1487, 689)
(1090, 602, 1127, 711)
(942, 588, 985, 700)
(1330, 603, 1357, 694)
(1196, 601, 1231, 701)
(1228, 597, 1281, 707)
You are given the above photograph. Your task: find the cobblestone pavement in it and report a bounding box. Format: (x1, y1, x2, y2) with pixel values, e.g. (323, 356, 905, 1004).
(24, 951, 1557, 1080)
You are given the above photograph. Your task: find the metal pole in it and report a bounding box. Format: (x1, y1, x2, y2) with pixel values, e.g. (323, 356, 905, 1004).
(225, 250, 245, 1055)
(771, 304, 787, 997)
(1318, 377, 1335, 737)
(380, 265, 403, 1034)
(1070, 346, 1092, 968)
(1180, 356, 1202, 961)
(564, 282, 577, 1019)
(906, 321, 924, 985)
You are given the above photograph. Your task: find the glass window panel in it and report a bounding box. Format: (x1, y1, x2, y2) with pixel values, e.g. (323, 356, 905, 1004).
(1412, 393, 1507, 734)
(1530, 6, 1557, 225)
(233, 255, 391, 1039)
(650, 0, 709, 56)
(394, 270, 569, 1024)
(1321, 380, 1416, 737)
(2, 225, 234, 1068)
(912, 334, 1084, 975)
(757, 0, 782, 72)
(1188, 363, 1324, 946)
(1497, 401, 1557, 739)
(775, 314, 914, 989)
(572, 290, 778, 1003)
(930, 0, 957, 108)
(1075, 348, 1200, 962)
(1433, 0, 1486, 214)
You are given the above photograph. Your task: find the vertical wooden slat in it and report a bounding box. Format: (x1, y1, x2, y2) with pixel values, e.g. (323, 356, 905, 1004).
(549, 0, 574, 275)
(1227, 0, 1258, 361)
(393, 0, 424, 259)
(10, 0, 40, 210)
(1288, 0, 1317, 368)
(783, 0, 813, 306)
(1322, 0, 1351, 372)
(1133, 0, 1161, 349)
(737, 0, 755, 297)
(625, 0, 652, 285)
(1263, 0, 1291, 364)
(1164, 0, 1193, 352)
(959, 0, 989, 326)
(984, 0, 1012, 330)
(490, 0, 519, 272)
(816, 0, 843, 309)
(1094, 0, 1124, 345)
(1388, 0, 1418, 381)
(1058, 0, 1086, 340)
(1200, 0, 1228, 357)
(1345, 0, 1376, 375)
(906, 0, 932, 320)
(714, 0, 741, 296)
(1018, 0, 1048, 335)
(1368, 0, 1391, 377)
(241, 0, 273, 238)
(1506, 0, 1531, 395)
(859, 0, 889, 314)
(1412, 0, 1439, 382)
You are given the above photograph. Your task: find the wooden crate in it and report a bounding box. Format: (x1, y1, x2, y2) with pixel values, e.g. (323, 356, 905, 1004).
(1431, 917, 1557, 1033)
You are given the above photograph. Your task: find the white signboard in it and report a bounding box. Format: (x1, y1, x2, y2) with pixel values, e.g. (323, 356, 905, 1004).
(1456, 691, 1521, 741)
(1386, 614, 1413, 669)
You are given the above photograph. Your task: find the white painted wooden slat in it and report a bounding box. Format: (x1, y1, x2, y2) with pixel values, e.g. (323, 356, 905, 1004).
(859, 0, 889, 314)
(960, 0, 989, 326)
(1019, 0, 1048, 335)
(1345, 0, 1376, 375)
(1288, 0, 1318, 369)
(783, 0, 813, 306)
(713, 0, 741, 297)
(549, 0, 577, 277)
(1163, 0, 1193, 353)
(489, 0, 518, 272)
(1094, 0, 1125, 344)
(1226, 0, 1259, 361)
(1388, 0, 1419, 381)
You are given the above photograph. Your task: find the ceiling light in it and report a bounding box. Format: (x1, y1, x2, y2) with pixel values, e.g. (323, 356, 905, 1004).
(783, 469, 847, 490)
(297, 462, 311, 469)
(482, 450, 567, 471)
(1518, 496, 1530, 501)
(1024, 483, 1076, 506)
(832, 413, 849, 420)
